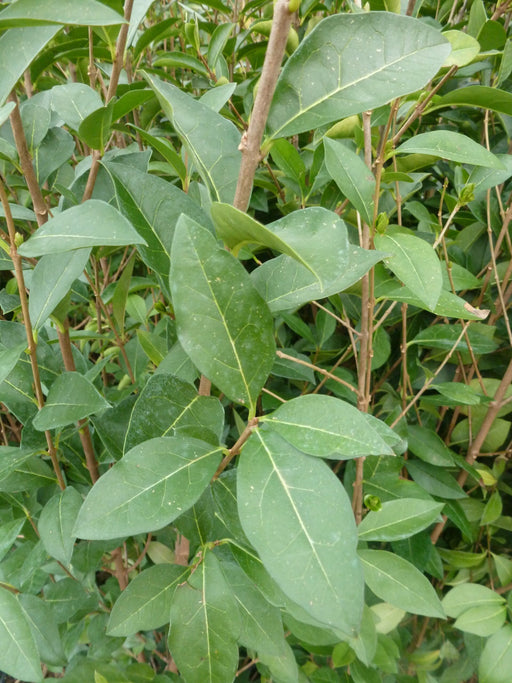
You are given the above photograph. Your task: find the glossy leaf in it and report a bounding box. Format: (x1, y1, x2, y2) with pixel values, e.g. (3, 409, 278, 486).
(374, 231, 442, 311)
(251, 247, 384, 312)
(144, 72, 241, 203)
(212, 204, 349, 286)
(395, 131, 504, 168)
(29, 248, 91, 330)
(104, 162, 213, 296)
(267, 13, 450, 138)
(32, 372, 110, 431)
(74, 436, 222, 539)
(262, 394, 395, 459)
(479, 625, 512, 683)
(37, 486, 82, 566)
(168, 551, 241, 683)
(237, 429, 363, 635)
(358, 549, 445, 618)
(0, 588, 42, 683)
(324, 139, 375, 225)
(124, 373, 224, 452)
(108, 564, 189, 636)
(170, 215, 275, 415)
(358, 499, 444, 541)
(0, 26, 59, 107)
(0, 0, 124, 26)
(18, 200, 147, 257)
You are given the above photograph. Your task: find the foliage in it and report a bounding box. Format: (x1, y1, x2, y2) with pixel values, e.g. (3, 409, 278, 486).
(0, 0, 511, 681)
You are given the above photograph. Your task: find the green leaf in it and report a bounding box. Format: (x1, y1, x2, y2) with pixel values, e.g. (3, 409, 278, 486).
(324, 139, 375, 225)
(0, 342, 27, 386)
(108, 564, 189, 636)
(405, 460, 466, 499)
(51, 82, 103, 130)
(237, 429, 363, 636)
(432, 85, 512, 117)
(374, 231, 442, 311)
(267, 13, 450, 138)
(29, 248, 91, 330)
(33, 127, 75, 185)
(32, 372, 110, 431)
(17, 200, 147, 257)
(18, 594, 65, 667)
(0, 587, 42, 683)
(407, 424, 456, 466)
(358, 549, 445, 619)
(0, 26, 59, 107)
(144, 72, 241, 203)
(358, 499, 444, 541)
(78, 101, 114, 153)
(0, 101, 15, 126)
(124, 373, 224, 452)
(208, 23, 235, 71)
(37, 487, 82, 566)
(170, 215, 275, 415)
(212, 204, 349, 287)
(104, 162, 213, 297)
(0, 0, 125, 26)
(261, 395, 395, 459)
(395, 131, 504, 169)
(442, 30, 480, 67)
(74, 435, 222, 540)
(442, 583, 506, 619)
(479, 625, 512, 683)
(251, 247, 384, 313)
(168, 551, 241, 683)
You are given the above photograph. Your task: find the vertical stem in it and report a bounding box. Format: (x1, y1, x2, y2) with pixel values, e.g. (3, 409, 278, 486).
(233, 0, 294, 211)
(0, 179, 65, 490)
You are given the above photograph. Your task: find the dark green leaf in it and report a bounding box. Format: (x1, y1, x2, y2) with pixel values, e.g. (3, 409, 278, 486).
(37, 487, 82, 566)
(405, 460, 466, 499)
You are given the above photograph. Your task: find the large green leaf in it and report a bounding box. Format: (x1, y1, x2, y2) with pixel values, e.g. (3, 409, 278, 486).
(18, 200, 147, 257)
(374, 231, 443, 311)
(479, 625, 512, 683)
(212, 204, 349, 287)
(0, 26, 59, 107)
(358, 499, 444, 541)
(0, 587, 42, 683)
(28, 248, 91, 330)
(18, 594, 65, 667)
(237, 429, 363, 636)
(104, 162, 213, 297)
(74, 435, 222, 540)
(251, 247, 384, 313)
(261, 395, 395, 459)
(324, 139, 375, 225)
(431, 85, 512, 116)
(170, 215, 275, 415)
(168, 551, 241, 683)
(123, 373, 224, 452)
(50, 82, 103, 131)
(0, 0, 125, 26)
(32, 372, 110, 431)
(144, 72, 241, 203)
(358, 549, 445, 618)
(267, 12, 451, 138)
(37, 486, 82, 566)
(395, 131, 504, 168)
(108, 564, 189, 636)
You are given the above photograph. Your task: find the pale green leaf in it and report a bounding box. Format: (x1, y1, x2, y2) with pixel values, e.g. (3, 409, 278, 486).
(17, 200, 147, 257)
(358, 499, 444, 541)
(358, 549, 445, 618)
(454, 604, 507, 637)
(32, 372, 110, 431)
(479, 625, 512, 683)
(212, 204, 349, 286)
(51, 82, 103, 130)
(0, 588, 42, 683)
(108, 564, 189, 636)
(170, 215, 275, 415)
(395, 131, 504, 168)
(0, 342, 27, 386)
(374, 231, 442, 311)
(237, 429, 363, 636)
(442, 30, 480, 67)
(324, 139, 375, 225)
(37, 487, 82, 566)
(262, 394, 395, 459)
(74, 436, 222, 540)
(144, 72, 241, 203)
(268, 13, 451, 138)
(0, 0, 125, 26)
(442, 583, 505, 619)
(168, 551, 241, 683)
(18, 594, 65, 667)
(29, 248, 91, 330)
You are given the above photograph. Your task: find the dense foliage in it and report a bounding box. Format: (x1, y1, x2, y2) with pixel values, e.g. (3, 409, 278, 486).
(0, 0, 511, 681)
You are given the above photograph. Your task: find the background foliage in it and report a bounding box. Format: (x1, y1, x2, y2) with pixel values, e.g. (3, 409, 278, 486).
(0, 0, 512, 681)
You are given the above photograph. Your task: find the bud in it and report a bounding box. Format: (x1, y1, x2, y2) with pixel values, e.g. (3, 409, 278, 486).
(14, 232, 23, 248)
